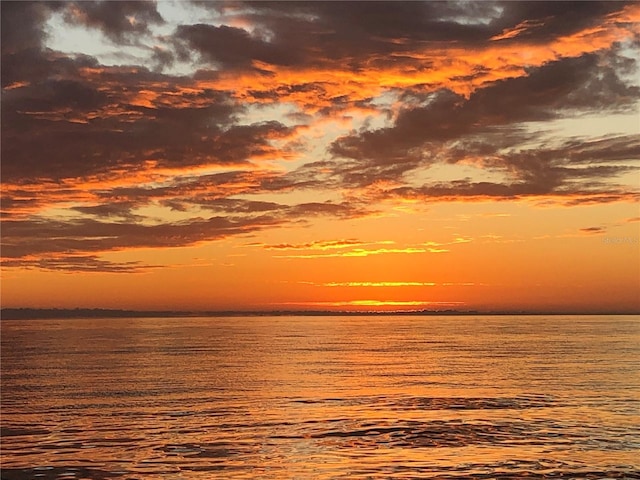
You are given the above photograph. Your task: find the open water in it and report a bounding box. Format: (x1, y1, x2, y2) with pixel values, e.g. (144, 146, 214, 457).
(1, 315, 639, 479)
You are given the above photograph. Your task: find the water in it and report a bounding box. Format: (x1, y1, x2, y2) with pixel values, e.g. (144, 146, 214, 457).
(1, 315, 639, 479)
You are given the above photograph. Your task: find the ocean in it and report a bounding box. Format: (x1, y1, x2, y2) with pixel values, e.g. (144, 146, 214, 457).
(1, 315, 639, 479)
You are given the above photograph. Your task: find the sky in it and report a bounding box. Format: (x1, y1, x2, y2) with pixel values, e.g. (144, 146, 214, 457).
(1, 1, 639, 313)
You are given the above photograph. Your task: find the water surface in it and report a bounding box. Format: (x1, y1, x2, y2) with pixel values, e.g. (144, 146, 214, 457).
(2, 315, 639, 479)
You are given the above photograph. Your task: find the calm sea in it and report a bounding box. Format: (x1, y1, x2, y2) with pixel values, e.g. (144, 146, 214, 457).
(1, 315, 639, 479)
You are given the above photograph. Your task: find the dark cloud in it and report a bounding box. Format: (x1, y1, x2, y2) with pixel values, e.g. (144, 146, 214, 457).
(175, 24, 301, 69)
(151, 45, 175, 72)
(0, 1, 55, 55)
(441, 135, 640, 196)
(289, 201, 372, 219)
(190, 198, 284, 214)
(2, 47, 101, 89)
(179, 2, 503, 73)
(1, 215, 281, 259)
(493, 1, 634, 43)
(86, 171, 279, 214)
(327, 53, 640, 191)
(333, 53, 639, 158)
(378, 134, 639, 203)
(259, 160, 344, 192)
(72, 202, 144, 222)
(9, 77, 109, 113)
(189, 1, 634, 71)
(62, 1, 164, 43)
(331, 89, 465, 168)
(1, 55, 298, 181)
(0, 255, 155, 273)
(467, 53, 639, 115)
(390, 180, 544, 199)
(81, 175, 371, 222)
(580, 226, 606, 234)
(268, 131, 639, 209)
(1, 195, 373, 269)
(386, 181, 639, 204)
(0, 2, 73, 91)
(250, 1, 494, 56)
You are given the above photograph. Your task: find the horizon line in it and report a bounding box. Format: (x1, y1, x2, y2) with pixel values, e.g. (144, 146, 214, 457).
(1, 307, 639, 320)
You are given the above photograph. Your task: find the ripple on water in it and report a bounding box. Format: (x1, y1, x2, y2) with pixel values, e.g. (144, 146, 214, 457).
(2, 315, 639, 479)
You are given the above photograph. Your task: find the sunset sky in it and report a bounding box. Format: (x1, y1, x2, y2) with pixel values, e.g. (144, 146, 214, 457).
(1, 1, 639, 313)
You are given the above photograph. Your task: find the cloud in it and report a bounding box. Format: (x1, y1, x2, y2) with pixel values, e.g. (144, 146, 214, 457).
(62, 1, 164, 43)
(385, 182, 640, 206)
(0, 255, 157, 274)
(491, 18, 548, 41)
(307, 281, 481, 288)
(274, 247, 430, 259)
(579, 226, 606, 235)
(249, 238, 443, 259)
(184, 1, 639, 109)
(175, 24, 301, 70)
(257, 239, 375, 251)
(189, 1, 498, 70)
(1, 215, 281, 260)
(322, 53, 640, 200)
(281, 131, 639, 205)
(1, 2, 55, 55)
(288, 201, 373, 219)
(204, 1, 633, 66)
(72, 202, 145, 222)
(330, 54, 639, 172)
(1, 191, 376, 270)
(493, 1, 638, 43)
(1, 63, 299, 181)
(321, 282, 437, 287)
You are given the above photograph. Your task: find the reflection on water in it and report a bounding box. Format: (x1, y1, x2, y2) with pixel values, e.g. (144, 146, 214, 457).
(2, 315, 639, 479)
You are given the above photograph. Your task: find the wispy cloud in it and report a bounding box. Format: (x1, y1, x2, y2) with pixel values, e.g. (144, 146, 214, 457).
(306, 281, 482, 288)
(579, 226, 606, 235)
(277, 300, 466, 308)
(274, 247, 429, 259)
(251, 239, 392, 251)
(322, 282, 437, 287)
(0, 254, 159, 274)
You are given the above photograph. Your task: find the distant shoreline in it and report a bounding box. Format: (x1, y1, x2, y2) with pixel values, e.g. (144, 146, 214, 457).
(1, 308, 639, 320)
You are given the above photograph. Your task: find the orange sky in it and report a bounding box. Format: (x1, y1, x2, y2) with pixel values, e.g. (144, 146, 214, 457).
(1, 1, 639, 313)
